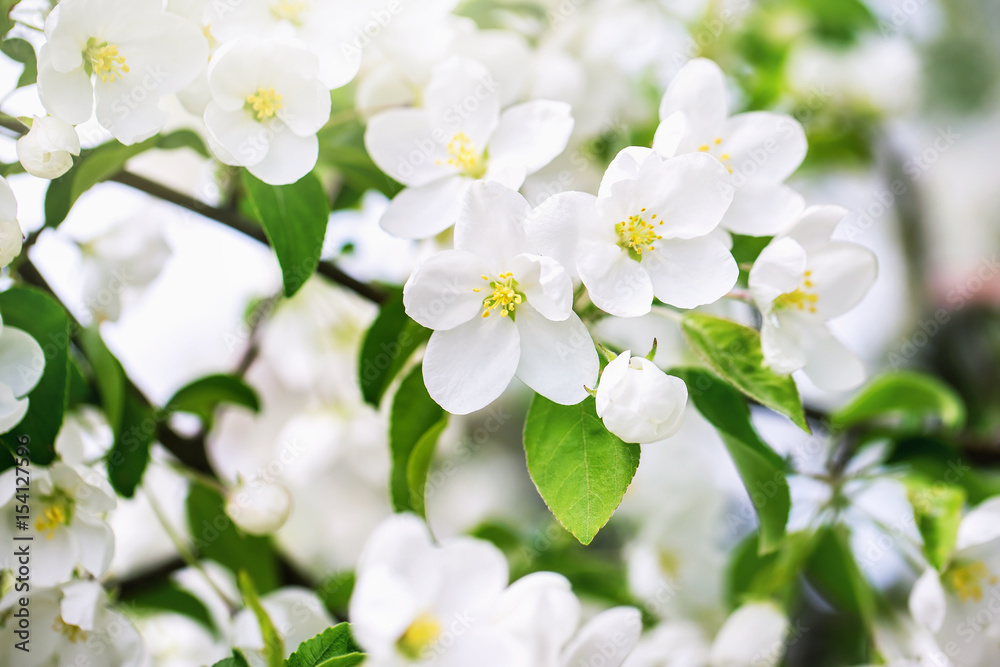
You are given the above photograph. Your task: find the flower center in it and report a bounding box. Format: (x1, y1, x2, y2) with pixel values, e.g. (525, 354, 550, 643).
(397, 612, 442, 660)
(774, 270, 818, 313)
(474, 272, 523, 319)
(438, 132, 486, 178)
(84, 38, 129, 84)
(944, 561, 999, 603)
(246, 87, 284, 122)
(53, 618, 89, 643)
(271, 0, 310, 24)
(616, 208, 663, 261)
(35, 500, 71, 540)
(698, 137, 733, 173)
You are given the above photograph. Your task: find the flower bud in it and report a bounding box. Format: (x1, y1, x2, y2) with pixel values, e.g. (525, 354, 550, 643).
(595, 351, 688, 444)
(17, 115, 81, 180)
(225, 479, 292, 536)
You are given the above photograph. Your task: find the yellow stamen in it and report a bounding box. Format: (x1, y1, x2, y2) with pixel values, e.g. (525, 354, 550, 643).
(35, 505, 67, 540)
(397, 612, 442, 660)
(437, 132, 486, 178)
(616, 212, 663, 259)
(478, 272, 523, 319)
(270, 0, 310, 24)
(945, 561, 999, 603)
(84, 38, 129, 84)
(775, 270, 819, 314)
(246, 87, 284, 121)
(53, 618, 88, 643)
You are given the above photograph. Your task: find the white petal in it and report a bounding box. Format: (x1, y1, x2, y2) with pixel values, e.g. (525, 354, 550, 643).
(364, 108, 459, 188)
(204, 103, 269, 167)
(578, 245, 654, 318)
(722, 112, 807, 186)
(957, 496, 1000, 551)
(113, 12, 208, 95)
(423, 315, 520, 415)
(722, 184, 805, 236)
(562, 607, 643, 667)
(598, 146, 656, 200)
(761, 315, 807, 375)
(454, 181, 530, 266)
(275, 75, 332, 136)
(803, 326, 866, 392)
(651, 110, 687, 158)
(510, 254, 573, 321)
(808, 242, 878, 320)
(423, 57, 501, 150)
(0, 177, 17, 223)
(434, 537, 509, 619)
(37, 47, 94, 126)
(909, 569, 947, 633)
(709, 602, 789, 667)
(0, 326, 45, 397)
(644, 236, 738, 309)
(72, 513, 115, 578)
(749, 238, 808, 309)
(31, 527, 76, 587)
(493, 572, 581, 666)
(0, 385, 29, 435)
(246, 130, 319, 186)
(658, 58, 728, 141)
(515, 306, 598, 405)
(780, 205, 848, 250)
(488, 101, 574, 176)
(60, 580, 104, 631)
(526, 190, 603, 279)
(379, 176, 471, 239)
(94, 77, 169, 145)
(403, 250, 492, 330)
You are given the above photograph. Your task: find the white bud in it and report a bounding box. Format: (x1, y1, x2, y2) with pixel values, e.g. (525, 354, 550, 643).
(225, 480, 292, 536)
(594, 350, 688, 444)
(16, 115, 81, 180)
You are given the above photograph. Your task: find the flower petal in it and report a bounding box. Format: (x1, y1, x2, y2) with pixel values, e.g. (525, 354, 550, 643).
(510, 254, 573, 321)
(434, 537, 510, 619)
(749, 238, 808, 309)
(488, 101, 574, 176)
(526, 191, 603, 279)
(0, 325, 45, 398)
(956, 496, 1000, 551)
(454, 181, 530, 267)
(404, 249, 492, 330)
(598, 146, 655, 200)
(651, 110, 687, 158)
(37, 47, 94, 126)
(803, 326, 866, 392)
(423, 315, 520, 415)
(709, 602, 788, 667)
(364, 108, 459, 188)
(761, 315, 807, 375)
(808, 242, 878, 320)
(71, 513, 115, 578)
(658, 58, 728, 143)
(95, 76, 169, 145)
(562, 607, 642, 667)
(722, 183, 805, 237)
(423, 57, 501, 150)
(909, 569, 947, 633)
(246, 129, 319, 186)
(645, 235, 738, 309)
(493, 572, 581, 666)
(0, 385, 29, 435)
(204, 103, 269, 167)
(722, 112, 807, 186)
(781, 205, 848, 250)
(578, 245, 654, 318)
(380, 176, 472, 239)
(515, 306, 598, 405)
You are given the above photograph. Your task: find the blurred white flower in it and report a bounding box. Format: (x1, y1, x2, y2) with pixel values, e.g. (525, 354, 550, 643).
(596, 350, 687, 444)
(37, 0, 208, 145)
(749, 206, 877, 392)
(0, 313, 44, 435)
(225, 478, 292, 536)
(653, 58, 807, 237)
(365, 57, 573, 239)
(529, 147, 737, 317)
(233, 587, 334, 666)
(204, 37, 331, 185)
(0, 177, 23, 269)
(403, 182, 598, 414)
(16, 115, 82, 180)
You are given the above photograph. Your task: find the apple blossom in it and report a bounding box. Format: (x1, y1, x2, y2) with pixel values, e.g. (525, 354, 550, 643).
(748, 205, 877, 392)
(652, 58, 807, 236)
(0, 177, 22, 269)
(0, 313, 45, 435)
(37, 0, 209, 145)
(365, 57, 574, 238)
(204, 37, 332, 185)
(224, 478, 293, 536)
(595, 350, 688, 444)
(16, 115, 82, 180)
(403, 182, 599, 415)
(529, 147, 738, 317)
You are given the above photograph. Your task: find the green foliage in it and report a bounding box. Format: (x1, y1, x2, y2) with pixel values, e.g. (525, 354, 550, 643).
(122, 582, 217, 635)
(1, 37, 35, 87)
(164, 374, 260, 428)
(674, 368, 790, 554)
(238, 571, 283, 667)
(805, 525, 875, 627)
(242, 171, 330, 297)
(523, 394, 640, 545)
(0, 0, 21, 38)
(906, 478, 965, 571)
(726, 531, 819, 608)
(389, 365, 447, 517)
(210, 651, 250, 667)
(358, 288, 431, 407)
(186, 482, 279, 594)
(0, 287, 71, 464)
(831, 371, 966, 433)
(287, 624, 364, 667)
(316, 571, 355, 620)
(681, 313, 808, 432)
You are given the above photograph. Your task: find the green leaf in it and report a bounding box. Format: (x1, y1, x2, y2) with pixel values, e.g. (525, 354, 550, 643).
(358, 287, 431, 407)
(154, 129, 209, 157)
(673, 367, 790, 554)
(0, 0, 22, 38)
(238, 571, 283, 667)
(0, 287, 71, 464)
(805, 525, 876, 627)
(165, 374, 260, 426)
(831, 371, 966, 433)
(681, 313, 809, 432)
(316, 571, 355, 620)
(726, 531, 819, 607)
(241, 171, 329, 297)
(210, 651, 250, 667)
(1, 37, 35, 87)
(389, 365, 446, 516)
(906, 479, 965, 571)
(523, 394, 640, 545)
(44, 171, 74, 227)
(186, 482, 279, 594)
(78, 328, 125, 431)
(287, 624, 364, 667)
(123, 583, 216, 635)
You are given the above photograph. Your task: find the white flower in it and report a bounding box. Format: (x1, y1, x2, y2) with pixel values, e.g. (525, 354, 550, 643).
(748, 206, 877, 392)
(560, 607, 643, 667)
(37, 0, 208, 145)
(350, 513, 520, 666)
(0, 580, 143, 666)
(0, 177, 23, 268)
(909, 496, 1000, 667)
(16, 115, 82, 179)
(595, 350, 688, 444)
(225, 478, 292, 536)
(204, 37, 332, 185)
(652, 58, 807, 236)
(365, 57, 574, 239)
(529, 147, 738, 318)
(0, 313, 45, 435)
(403, 182, 598, 415)
(0, 462, 116, 587)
